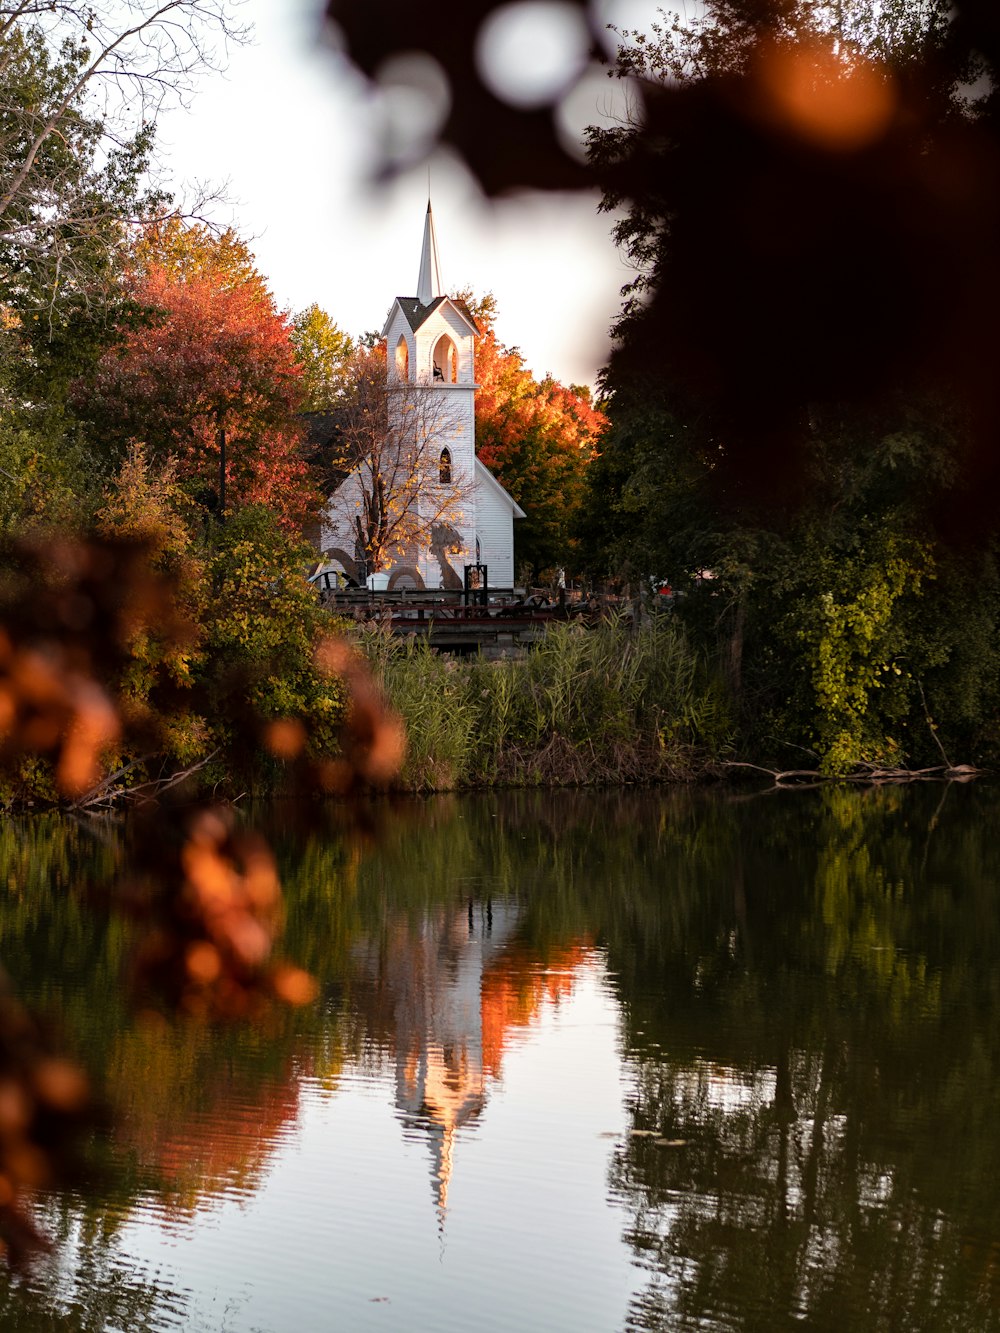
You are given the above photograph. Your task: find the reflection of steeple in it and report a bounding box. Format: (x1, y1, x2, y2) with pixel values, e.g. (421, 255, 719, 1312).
(351, 902, 593, 1228)
(389, 901, 517, 1224)
(428, 1118, 455, 1230)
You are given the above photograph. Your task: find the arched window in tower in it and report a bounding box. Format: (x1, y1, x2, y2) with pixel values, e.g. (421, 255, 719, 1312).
(395, 335, 410, 380)
(432, 334, 458, 384)
(439, 447, 452, 484)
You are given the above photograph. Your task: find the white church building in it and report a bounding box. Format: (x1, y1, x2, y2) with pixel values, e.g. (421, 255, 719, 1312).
(319, 204, 525, 591)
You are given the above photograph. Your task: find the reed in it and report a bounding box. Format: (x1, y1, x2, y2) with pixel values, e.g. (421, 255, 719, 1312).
(353, 626, 472, 790)
(355, 614, 729, 792)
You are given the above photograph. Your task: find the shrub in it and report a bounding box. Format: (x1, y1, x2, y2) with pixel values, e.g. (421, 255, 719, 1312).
(357, 613, 727, 791)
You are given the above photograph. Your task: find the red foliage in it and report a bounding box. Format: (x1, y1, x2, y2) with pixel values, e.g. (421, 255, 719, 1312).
(84, 235, 318, 531)
(475, 328, 605, 478)
(473, 325, 606, 574)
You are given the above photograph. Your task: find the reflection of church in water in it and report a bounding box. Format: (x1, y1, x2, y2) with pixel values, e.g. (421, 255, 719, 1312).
(351, 901, 590, 1226)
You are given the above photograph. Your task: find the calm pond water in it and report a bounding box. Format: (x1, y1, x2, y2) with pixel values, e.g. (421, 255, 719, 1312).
(1, 783, 1000, 1331)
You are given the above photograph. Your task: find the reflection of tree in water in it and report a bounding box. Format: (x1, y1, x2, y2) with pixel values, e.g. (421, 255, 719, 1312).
(0, 807, 598, 1244)
(0, 1199, 181, 1330)
(7, 787, 1000, 1327)
(597, 784, 1000, 1332)
(296, 781, 1000, 1310)
(107, 1022, 307, 1216)
(0, 821, 355, 1231)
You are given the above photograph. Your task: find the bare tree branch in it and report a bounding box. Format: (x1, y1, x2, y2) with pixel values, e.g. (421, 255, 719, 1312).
(322, 346, 474, 579)
(0, 0, 248, 318)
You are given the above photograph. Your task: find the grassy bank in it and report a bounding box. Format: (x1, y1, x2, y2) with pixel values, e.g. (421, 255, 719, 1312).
(356, 614, 730, 792)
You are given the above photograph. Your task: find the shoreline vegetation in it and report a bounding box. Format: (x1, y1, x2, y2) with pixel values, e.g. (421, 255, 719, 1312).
(0, 519, 986, 815)
(354, 614, 985, 796)
(1, 538, 988, 816)
(356, 613, 730, 792)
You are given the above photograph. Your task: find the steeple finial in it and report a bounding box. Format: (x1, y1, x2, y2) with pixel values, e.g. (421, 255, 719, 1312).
(416, 200, 443, 305)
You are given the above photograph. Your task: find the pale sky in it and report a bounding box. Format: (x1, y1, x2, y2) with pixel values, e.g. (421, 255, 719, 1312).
(157, 0, 660, 389)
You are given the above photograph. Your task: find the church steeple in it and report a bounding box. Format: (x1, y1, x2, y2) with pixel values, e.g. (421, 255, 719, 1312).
(416, 200, 443, 305)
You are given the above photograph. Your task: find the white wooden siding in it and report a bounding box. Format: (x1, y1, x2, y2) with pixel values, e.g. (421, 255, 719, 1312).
(475, 463, 522, 588)
(323, 295, 518, 592)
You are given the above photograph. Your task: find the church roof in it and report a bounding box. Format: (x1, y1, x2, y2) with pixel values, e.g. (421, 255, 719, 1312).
(301, 408, 365, 493)
(386, 295, 480, 338)
(301, 409, 341, 451)
(398, 294, 446, 332)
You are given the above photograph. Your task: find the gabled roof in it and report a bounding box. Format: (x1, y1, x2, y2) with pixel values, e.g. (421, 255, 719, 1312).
(382, 295, 480, 339)
(475, 456, 526, 519)
(301, 409, 341, 451)
(449, 297, 480, 334)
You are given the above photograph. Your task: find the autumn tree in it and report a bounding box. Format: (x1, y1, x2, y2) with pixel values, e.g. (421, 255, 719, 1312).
(321, 344, 470, 582)
(470, 302, 605, 582)
(79, 221, 318, 532)
(290, 304, 355, 411)
(0, 0, 252, 545)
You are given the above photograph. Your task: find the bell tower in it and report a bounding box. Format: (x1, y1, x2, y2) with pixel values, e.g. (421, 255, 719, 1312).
(382, 202, 480, 589)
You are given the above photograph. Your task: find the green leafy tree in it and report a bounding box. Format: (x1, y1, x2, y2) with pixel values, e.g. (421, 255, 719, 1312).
(0, 0, 249, 539)
(203, 505, 347, 775)
(575, 2, 1000, 770)
(0, 0, 245, 304)
(290, 304, 355, 411)
(0, 338, 100, 535)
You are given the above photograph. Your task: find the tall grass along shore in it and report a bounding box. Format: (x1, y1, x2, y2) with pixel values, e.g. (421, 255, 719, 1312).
(356, 614, 729, 792)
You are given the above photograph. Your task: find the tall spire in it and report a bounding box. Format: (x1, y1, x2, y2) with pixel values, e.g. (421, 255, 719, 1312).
(416, 200, 443, 305)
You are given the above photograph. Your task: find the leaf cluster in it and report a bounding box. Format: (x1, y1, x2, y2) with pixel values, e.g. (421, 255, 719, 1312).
(472, 318, 606, 581)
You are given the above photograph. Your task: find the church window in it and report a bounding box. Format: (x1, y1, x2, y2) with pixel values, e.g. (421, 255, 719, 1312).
(432, 334, 459, 383)
(395, 335, 409, 380)
(439, 448, 452, 484)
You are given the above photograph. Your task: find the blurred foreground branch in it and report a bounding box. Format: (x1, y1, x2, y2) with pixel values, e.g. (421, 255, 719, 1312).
(0, 530, 406, 1260)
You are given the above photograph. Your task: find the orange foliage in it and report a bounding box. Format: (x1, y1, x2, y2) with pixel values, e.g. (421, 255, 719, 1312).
(474, 323, 606, 575)
(312, 636, 406, 793)
(0, 534, 196, 800)
(128, 806, 318, 1022)
(475, 327, 606, 473)
(82, 228, 318, 532)
(480, 940, 594, 1077)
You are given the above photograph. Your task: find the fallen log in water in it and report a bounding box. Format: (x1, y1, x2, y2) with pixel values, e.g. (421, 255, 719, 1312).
(721, 761, 983, 787)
